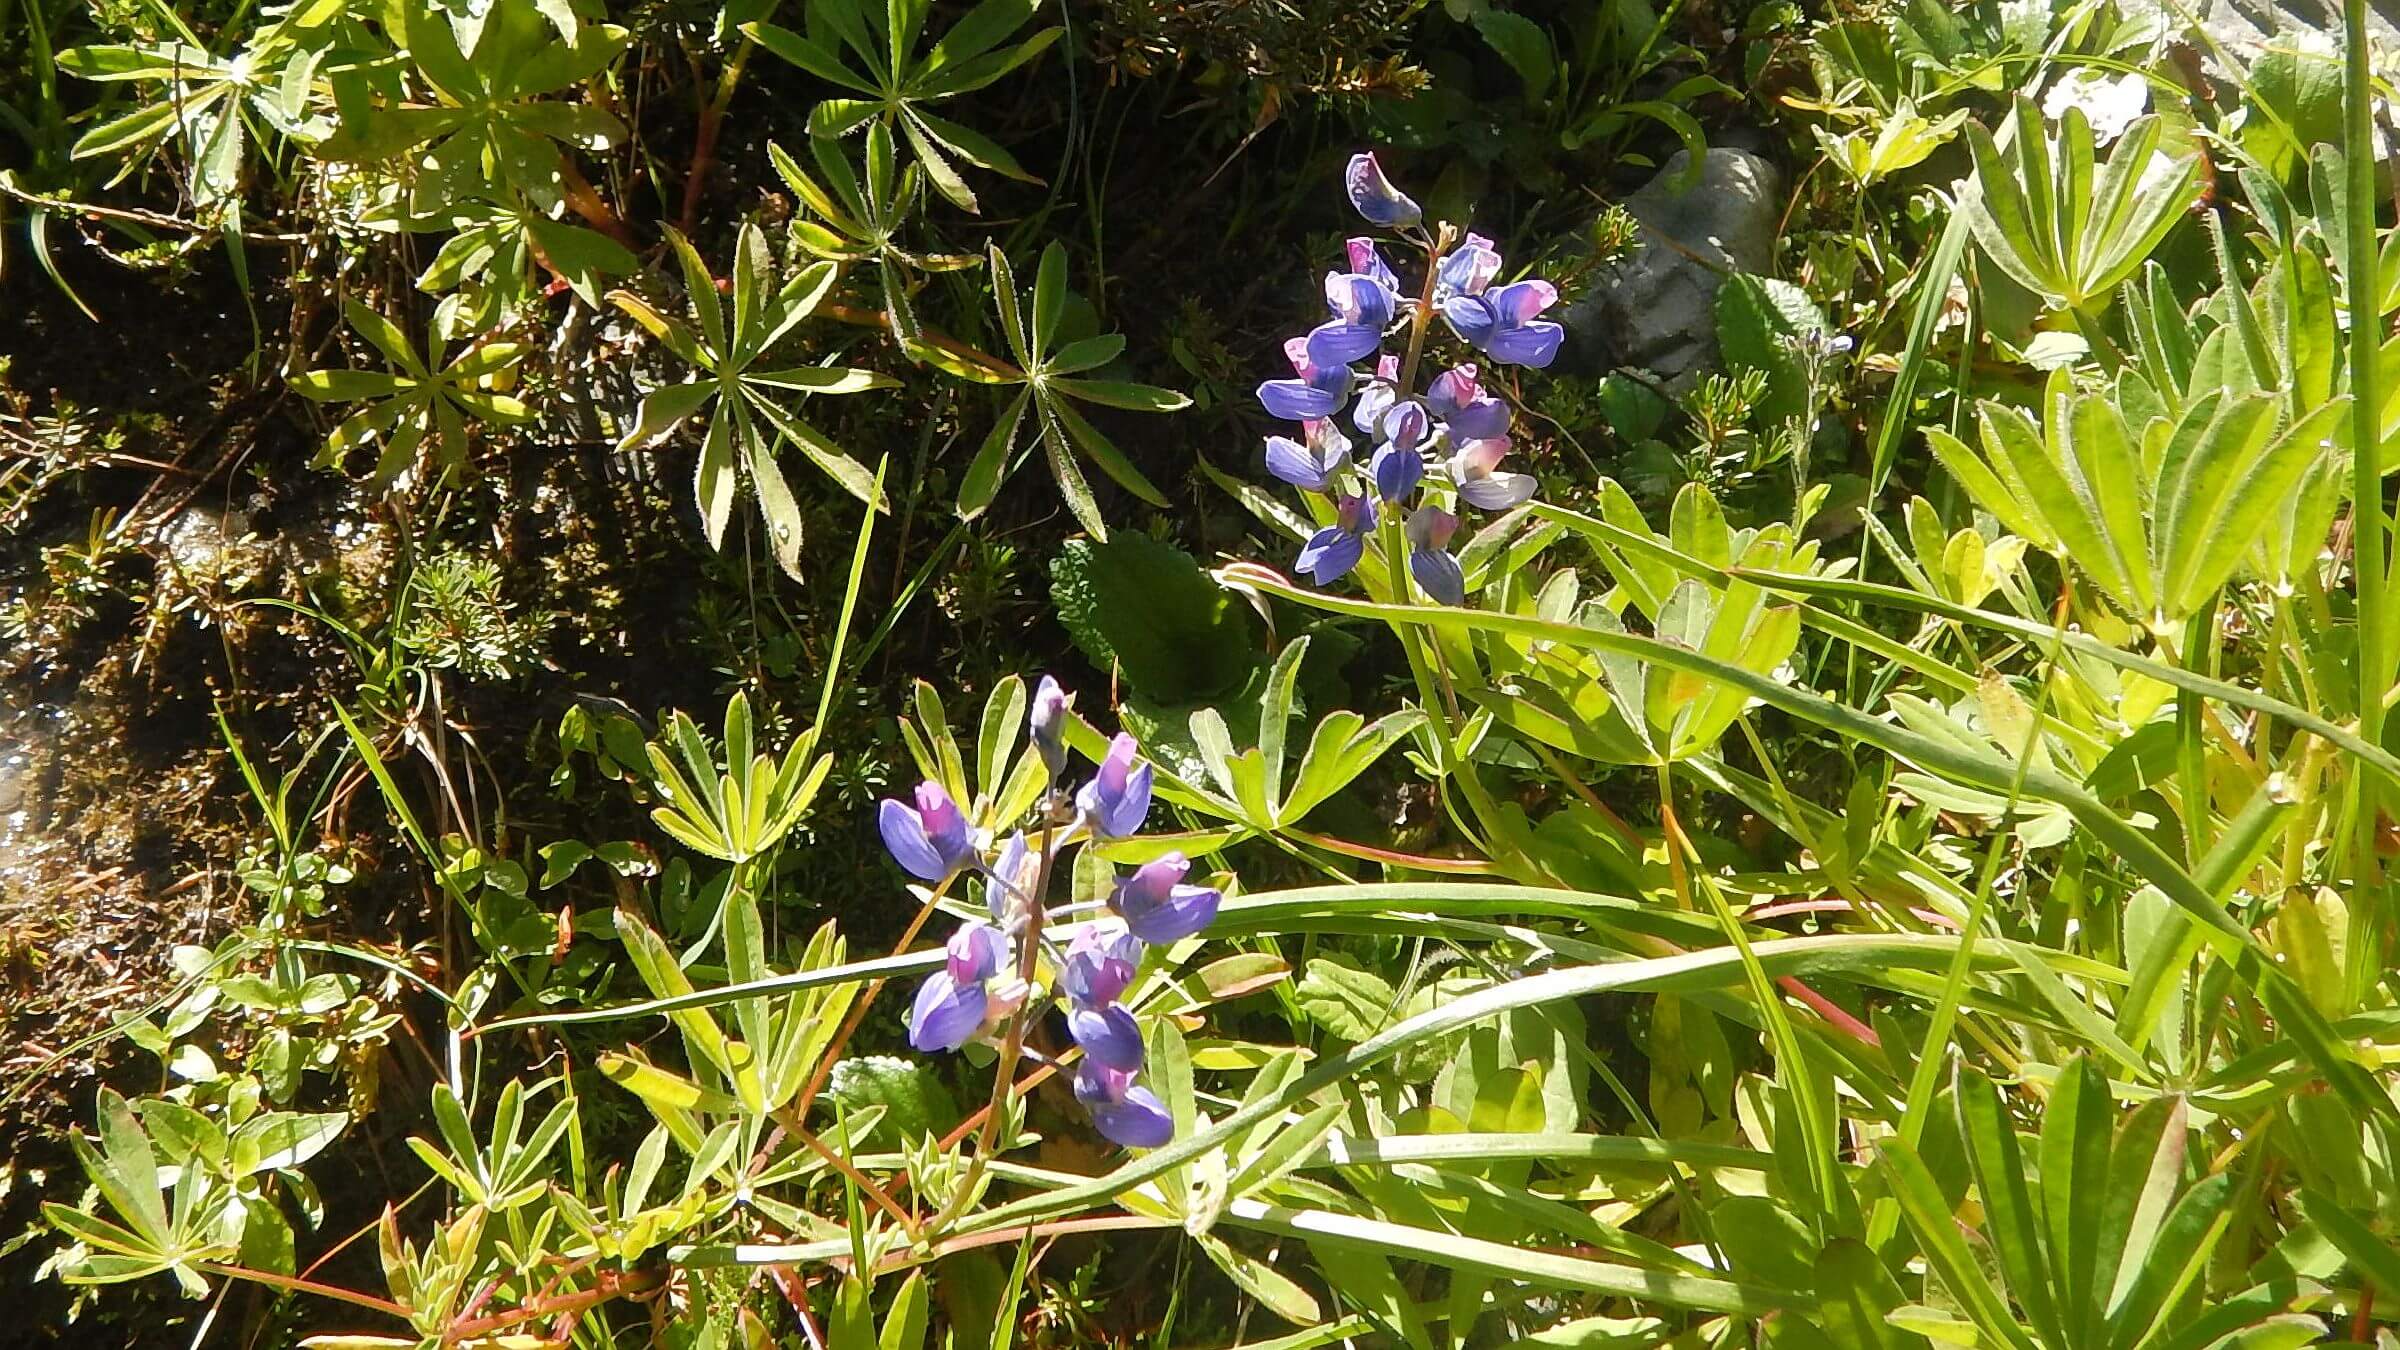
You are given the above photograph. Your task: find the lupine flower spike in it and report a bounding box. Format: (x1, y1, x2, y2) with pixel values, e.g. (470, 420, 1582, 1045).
(895, 684, 1212, 1149)
(1251, 156, 1563, 602)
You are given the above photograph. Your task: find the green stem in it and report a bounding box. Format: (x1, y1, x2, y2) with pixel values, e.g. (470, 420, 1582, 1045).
(2343, 0, 2388, 1001)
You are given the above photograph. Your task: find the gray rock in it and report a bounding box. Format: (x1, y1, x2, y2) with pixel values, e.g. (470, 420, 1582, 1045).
(1561, 147, 1783, 388)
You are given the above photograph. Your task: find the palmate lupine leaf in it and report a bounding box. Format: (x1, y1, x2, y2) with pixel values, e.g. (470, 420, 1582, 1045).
(1963, 97, 2198, 312)
(947, 242, 1190, 537)
(612, 225, 896, 579)
(745, 0, 1058, 212)
(288, 299, 531, 484)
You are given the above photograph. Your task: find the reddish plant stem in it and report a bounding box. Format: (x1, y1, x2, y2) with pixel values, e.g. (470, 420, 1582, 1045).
(441, 1266, 668, 1342)
(194, 1264, 410, 1320)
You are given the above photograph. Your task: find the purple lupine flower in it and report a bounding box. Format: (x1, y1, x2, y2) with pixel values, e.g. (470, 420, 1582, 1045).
(1435, 233, 1501, 300)
(1345, 152, 1420, 228)
(1110, 853, 1221, 944)
(1295, 492, 1377, 586)
(1371, 403, 1428, 503)
(879, 781, 975, 882)
(1407, 506, 1465, 605)
(1442, 280, 1564, 368)
(1351, 354, 1400, 435)
(1263, 418, 1353, 492)
(1074, 1061, 1175, 1148)
(1030, 676, 1070, 780)
(1449, 437, 1538, 511)
(1425, 364, 1512, 442)
(1257, 335, 1357, 422)
(1076, 733, 1154, 839)
(1310, 269, 1398, 363)
(1347, 238, 1400, 295)
(1059, 923, 1146, 1071)
(986, 829, 1036, 919)
(908, 922, 1010, 1052)
(1060, 923, 1142, 1005)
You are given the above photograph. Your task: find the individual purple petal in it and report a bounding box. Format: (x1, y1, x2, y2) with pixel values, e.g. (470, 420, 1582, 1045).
(1030, 676, 1070, 779)
(1379, 402, 1429, 455)
(1076, 733, 1154, 839)
(917, 780, 971, 857)
(1258, 379, 1343, 422)
(1442, 295, 1498, 348)
(1410, 546, 1466, 605)
(1424, 365, 1482, 419)
(987, 830, 1034, 918)
(1295, 493, 1376, 586)
(1072, 1062, 1176, 1148)
(1351, 375, 1397, 435)
(1305, 319, 1382, 367)
(879, 797, 947, 881)
(1323, 272, 1396, 331)
(1458, 472, 1538, 510)
(1344, 152, 1420, 228)
(1346, 238, 1400, 294)
(1066, 1002, 1146, 1071)
(1302, 321, 1372, 374)
(1061, 923, 1143, 1005)
(1339, 491, 1377, 531)
(1491, 279, 1559, 323)
(1092, 1085, 1176, 1148)
(946, 921, 1008, 985)
(1488, 320, 1564, 369)
(1264, 436, 1322, 490)
(1296, 525, 1365, 586)
(1435, 233, 1501, 299)
(1445, 397, 1511, 442)
(1407, 504, 1459, 551)
(1371, 444, 1423, 503)
(908, 971, 988, 1052)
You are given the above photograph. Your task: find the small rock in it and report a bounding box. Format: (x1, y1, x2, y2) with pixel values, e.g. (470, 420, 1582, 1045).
(1561, 147, 1784, 388)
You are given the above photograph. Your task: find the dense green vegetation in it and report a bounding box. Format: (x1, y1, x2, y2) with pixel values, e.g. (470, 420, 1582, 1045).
(4, 0, 2396, 1344)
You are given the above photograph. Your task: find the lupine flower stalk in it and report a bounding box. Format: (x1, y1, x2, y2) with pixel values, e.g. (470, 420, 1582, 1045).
(884, 678, 1213, 1161)
(1251, 153, 1564, 603)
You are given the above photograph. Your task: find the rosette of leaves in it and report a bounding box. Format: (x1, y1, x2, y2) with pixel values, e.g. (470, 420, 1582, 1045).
(1927, 368, 2347, 634)
(58, 2, 338, 208)
(316, 1, 629, 225)
(934, 242, 1189, 539)
(612, 225, 897, 579)
(1963, 96, 2198, 313)
(289, 300, 530, 484)
(744, 0, 1059, 213)
(769, 122, 977, 348)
